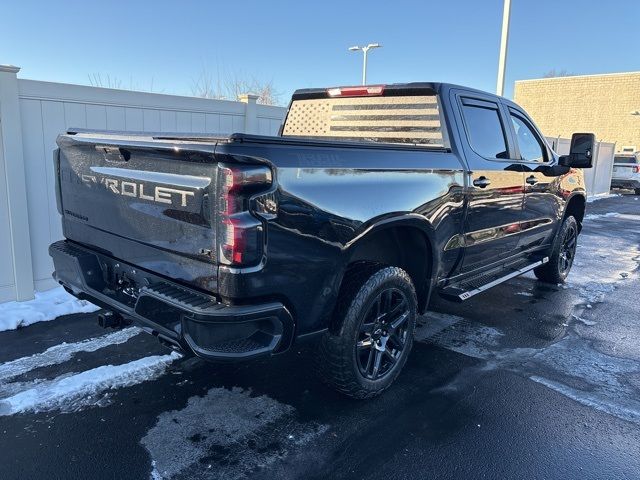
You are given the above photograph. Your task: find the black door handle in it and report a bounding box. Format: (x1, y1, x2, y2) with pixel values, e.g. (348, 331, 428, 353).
(473, 176, 491, 188)
(526, 175, 538, 185)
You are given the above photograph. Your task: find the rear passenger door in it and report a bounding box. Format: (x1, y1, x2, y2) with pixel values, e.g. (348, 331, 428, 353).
(451, 91, 525, 272)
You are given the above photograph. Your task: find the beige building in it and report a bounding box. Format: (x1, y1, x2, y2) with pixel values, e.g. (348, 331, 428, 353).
(514, 72, 640, 152)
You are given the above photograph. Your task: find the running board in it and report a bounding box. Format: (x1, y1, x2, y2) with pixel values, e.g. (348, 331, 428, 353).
(439, 257, 549, 302)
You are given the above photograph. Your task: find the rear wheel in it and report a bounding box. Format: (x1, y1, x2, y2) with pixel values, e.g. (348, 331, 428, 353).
(316, 265, 417, 399)
(534, 216, 578, 284)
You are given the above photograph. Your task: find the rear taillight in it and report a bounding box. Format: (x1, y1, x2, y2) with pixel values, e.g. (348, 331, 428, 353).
(217, 163, 272, 266)
(327, 85, 385, 97)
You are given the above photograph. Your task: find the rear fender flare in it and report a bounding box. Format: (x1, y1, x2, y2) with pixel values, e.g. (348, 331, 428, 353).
(339, 213, 439, 313)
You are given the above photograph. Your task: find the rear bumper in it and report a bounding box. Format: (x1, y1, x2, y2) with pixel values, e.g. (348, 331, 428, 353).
(611, 179, 640, 189)
(49, 240, 294, 361)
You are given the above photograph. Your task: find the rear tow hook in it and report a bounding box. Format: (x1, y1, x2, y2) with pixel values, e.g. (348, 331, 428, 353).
(97, 311, 129, 329)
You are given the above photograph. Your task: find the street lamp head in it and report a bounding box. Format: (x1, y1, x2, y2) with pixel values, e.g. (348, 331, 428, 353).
(347, 43, 382, 85)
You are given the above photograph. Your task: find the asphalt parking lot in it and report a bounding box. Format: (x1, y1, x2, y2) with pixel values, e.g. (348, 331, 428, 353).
(0, 193, 639, 480)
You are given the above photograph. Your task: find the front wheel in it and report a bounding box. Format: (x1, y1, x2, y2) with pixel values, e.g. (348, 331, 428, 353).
(534, 215, 579, 284)
(634, 188, 640, 195)
(316, 265, 417, 399)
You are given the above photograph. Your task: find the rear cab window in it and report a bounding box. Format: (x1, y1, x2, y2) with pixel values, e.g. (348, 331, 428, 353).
(282, 88, 448, 148)
(614, 156, 638, 164)
(459, 98, 509, 159)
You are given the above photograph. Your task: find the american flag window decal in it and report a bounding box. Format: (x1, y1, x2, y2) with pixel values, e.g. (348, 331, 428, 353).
(282, 95, 445, 147)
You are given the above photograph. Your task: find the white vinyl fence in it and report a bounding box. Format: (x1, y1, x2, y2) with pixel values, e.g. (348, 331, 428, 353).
(546, 136, 615, 198)
(0, 65, 286, 303)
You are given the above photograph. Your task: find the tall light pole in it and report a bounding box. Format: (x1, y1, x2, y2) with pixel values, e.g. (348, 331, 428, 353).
(496, 0, 512, 96)
(349, 43, 382, 85)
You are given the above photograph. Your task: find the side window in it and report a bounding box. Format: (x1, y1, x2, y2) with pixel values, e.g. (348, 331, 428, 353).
(510, 114, 546, 162)
(461, 100, 509, 159)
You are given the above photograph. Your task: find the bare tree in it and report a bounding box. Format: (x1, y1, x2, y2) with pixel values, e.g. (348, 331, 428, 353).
(88, 73, 123, 89)
(223, 72, 281, 106)
(542, 69, 576, 78)
(190, 69, 223, 100)
(87, 68, 280, 104)
(191, 68, 282, 106)
(88, 73, 161, 93)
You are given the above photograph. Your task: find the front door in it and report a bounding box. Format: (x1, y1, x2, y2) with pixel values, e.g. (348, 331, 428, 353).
(506, 107, 562, 251)
(452, 92, 525, 272)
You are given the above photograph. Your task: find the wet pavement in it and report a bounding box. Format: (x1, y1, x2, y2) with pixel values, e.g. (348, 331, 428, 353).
(1, 193, 639, 480)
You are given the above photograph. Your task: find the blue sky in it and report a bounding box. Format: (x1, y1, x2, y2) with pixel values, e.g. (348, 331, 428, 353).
(1, 0, 638, 103)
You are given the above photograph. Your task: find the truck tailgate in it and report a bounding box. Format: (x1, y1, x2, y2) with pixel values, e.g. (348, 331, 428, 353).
(56, 132, 221, 291)
(612, 164, 636, 179)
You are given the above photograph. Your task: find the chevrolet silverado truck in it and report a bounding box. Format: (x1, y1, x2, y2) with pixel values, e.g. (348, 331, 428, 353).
(49, 83, 595, 398)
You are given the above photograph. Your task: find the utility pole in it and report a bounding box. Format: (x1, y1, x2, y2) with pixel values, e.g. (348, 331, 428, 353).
(496, 0, 512, 96)
(349, 43, 382, 85)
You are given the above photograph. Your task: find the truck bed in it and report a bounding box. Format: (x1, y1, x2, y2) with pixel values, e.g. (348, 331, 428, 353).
(56, 129, 451, 295)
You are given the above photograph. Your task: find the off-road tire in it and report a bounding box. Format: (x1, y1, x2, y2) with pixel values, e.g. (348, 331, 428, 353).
(316, 264, 417, 399)
(534, 215, 578, 284)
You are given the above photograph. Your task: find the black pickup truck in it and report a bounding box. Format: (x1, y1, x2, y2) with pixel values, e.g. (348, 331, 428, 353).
(50, 83, 594, 398)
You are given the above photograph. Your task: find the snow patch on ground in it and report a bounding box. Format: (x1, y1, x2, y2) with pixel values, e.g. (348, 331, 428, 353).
(0, 327, 140, 382)
(567, 232, 640, 304)
(526, 333, 640, 424)
(571, 314, 597, 327)
(583, 212, 619, 221)
(142, 387, 327, 479)
(586, 193, 620, 203)
(576, 281, 616, 304)
(0, 287, 99, 332)
(422, 318, 640, 424)
(150, 461, 164, 480)
(530, 375, 640, 424)
(417, 314, 502, 360)
(0, 352, 180, 416)
(418, 222, 640, 424)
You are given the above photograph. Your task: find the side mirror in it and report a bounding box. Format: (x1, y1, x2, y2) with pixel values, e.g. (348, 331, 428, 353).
(559, 133, 595, 168)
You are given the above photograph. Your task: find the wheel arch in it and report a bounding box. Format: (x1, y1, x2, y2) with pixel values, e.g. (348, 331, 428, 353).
(341, 215, 437, 315)
(562, 192, 586, 231)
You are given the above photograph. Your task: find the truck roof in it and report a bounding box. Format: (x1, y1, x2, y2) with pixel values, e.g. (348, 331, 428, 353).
(292, 82, 505, 101)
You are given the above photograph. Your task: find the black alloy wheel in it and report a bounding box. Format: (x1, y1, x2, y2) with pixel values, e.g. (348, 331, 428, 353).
(534, 215, 579, 284)
(558, 221, 577, 275)
(356, 288, 411, 380)
(316, 265, 418, 399)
